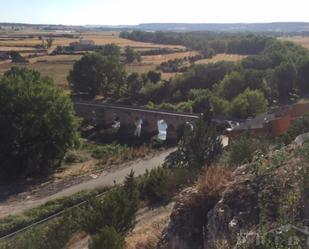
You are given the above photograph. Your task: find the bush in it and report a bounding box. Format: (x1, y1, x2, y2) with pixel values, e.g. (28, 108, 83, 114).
(0, 190, 99, 238)
(228, 134, 268, 165)
(90, 143, 127, 160)
(89, 226, 124, 249)
(177, 101, 193, 113)
(281, 113, 309, 145)
(64, 151, 87, 164)
(82, 182, 139, 234)
(0, 67, 80, 179)
(2, 215, 79, 249)
(139, 167, 190, 203)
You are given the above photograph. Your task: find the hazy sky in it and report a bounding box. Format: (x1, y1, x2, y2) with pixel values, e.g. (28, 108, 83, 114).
(1, 0, 309, 25)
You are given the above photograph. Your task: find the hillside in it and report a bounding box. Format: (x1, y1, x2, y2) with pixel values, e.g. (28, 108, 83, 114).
(157, 140, 309, 249)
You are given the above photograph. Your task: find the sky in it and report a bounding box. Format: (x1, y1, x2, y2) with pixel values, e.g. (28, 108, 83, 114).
(0, 0, 309, 25)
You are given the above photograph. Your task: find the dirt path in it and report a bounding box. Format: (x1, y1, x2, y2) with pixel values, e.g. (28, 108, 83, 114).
(0, 148, 175, 218)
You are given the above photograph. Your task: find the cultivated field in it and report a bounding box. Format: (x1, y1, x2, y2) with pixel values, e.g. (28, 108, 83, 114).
(279, 36, 309, 50)
(0, 29, 248, 89)
(195, 53, 246, 64)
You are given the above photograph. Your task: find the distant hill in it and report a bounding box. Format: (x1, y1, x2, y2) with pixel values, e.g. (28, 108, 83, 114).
(2, 22, 309, 33)
(134, 22, 309, 32)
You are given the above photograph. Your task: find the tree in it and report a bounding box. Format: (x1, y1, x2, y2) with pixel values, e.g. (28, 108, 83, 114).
(89, 226, 124, 249)
(84, 187, 139, 235)
(46, 37, 54, 49)
(9, 51, 28, 63)
(192, 95, 211, 113)
(296, 59, 309, 94)
(147, 70, 161, 83)
(126, 73, 143, 99)
(273, 61, 297, 101)
(0, 67, 80, 179)
(178, 116, 223, 169)
(216, 71, 245, 101)
(230, 89, 268, 118)
(124, 46, 141, 63)
(68, 53, 126, 97)
(100, 43, 121, 58)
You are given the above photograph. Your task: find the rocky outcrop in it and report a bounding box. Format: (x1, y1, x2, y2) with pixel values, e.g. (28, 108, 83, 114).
(158, 155, 308, 249)
(158, 166, 258, 249)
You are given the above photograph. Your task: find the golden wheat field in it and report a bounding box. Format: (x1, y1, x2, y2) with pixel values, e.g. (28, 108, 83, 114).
(0, 30, 250, 90)
(279, 36, 309, 49)
(195, 53, 246, 64)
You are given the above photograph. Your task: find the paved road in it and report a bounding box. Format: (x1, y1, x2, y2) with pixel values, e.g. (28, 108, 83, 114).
(0, 148, 175, 218)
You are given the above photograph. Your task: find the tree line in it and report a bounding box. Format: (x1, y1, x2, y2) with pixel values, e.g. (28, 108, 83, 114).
(120, 31, 272, 56)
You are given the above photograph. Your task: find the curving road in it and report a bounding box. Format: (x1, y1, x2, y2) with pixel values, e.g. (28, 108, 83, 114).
(0, 148, 176, 218)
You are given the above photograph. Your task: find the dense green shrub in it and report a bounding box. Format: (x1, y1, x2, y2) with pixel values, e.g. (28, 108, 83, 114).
(0, 67, 80, 179)
(0, 191, 99, 238)
(89, 226, 124, 249)
(228, 134, 269, 165)
(177, 117, 223, 169)
(2, 214, 79, 249)
(281, 113, 309, 145)
(90, 143, 127, 159)
(177, 101, 193, 113)
(139, 167, 189, 203)
(82, 174, 139, 235)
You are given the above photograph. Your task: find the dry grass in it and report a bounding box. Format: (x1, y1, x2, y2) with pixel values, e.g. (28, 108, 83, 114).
(97, 145, 153, 169)
(197, 166, 233, 197)
(196, 53, 246, 64)
(0, 61, 73, 90)
(54, 145, 154, 180)
(279, 35, 309, 49)
(0, 46, 37, 51)
(125, 63, 157, 74)
(125, 204, 173, 249)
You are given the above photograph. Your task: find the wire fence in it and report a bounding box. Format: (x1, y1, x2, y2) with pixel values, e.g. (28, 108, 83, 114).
(0, 190, 109, 241)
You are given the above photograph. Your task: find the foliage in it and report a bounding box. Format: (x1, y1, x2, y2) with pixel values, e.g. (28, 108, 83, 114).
(0, 190, 103, 238)
(228, 133, 269, 165)
(146, 70, 161, 83)
(90, 143, 127, 160)
(273, 61, 297, 101)
(8, 51, 28, 63)
(89, 226, 124, 249)
(297, 139, 309, 161)
(68, 53, 126, 97)
(1, 214, 80, 249)
(177, 116, 223, 169)
(158, 58, 187, 73)
(0, 67, 80, 179)
(124, 46, 141, 63)
(120, 31, 271, 55)
(176, 101, 193, 113)
(216, 71, 245, 101)
(230, 89, 268, 118)
(82, 185, 139, 235)
(270, 148, 288, 170)
(281, 113, 309, 145)
(99, 43, 121, 58)
(138, 167, 190, 203)
(126, 72, 144, 99)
